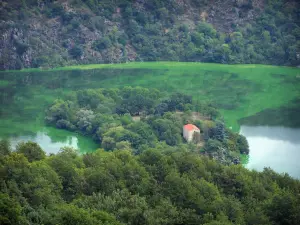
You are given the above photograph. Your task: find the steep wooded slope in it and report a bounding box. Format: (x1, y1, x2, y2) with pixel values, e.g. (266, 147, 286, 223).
(0, 0, 299, 69)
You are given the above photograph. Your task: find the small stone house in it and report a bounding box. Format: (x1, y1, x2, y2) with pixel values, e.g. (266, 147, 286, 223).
(183, 124, 200, 142)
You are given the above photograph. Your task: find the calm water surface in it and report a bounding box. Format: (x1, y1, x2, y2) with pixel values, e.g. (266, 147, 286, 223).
(7, 127, 98, 154)
(240, 126, 300, 179)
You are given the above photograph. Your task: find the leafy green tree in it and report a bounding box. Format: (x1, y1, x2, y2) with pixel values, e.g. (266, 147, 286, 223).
(102, 136, 116, 150)
(144, 198, 182, 225)
(151, 118, 181, 146)
(21, 161, 62, 206)
(0, 139, 11, 156)
(47, 147, 85, 201)
(118, 94, 155, 115)
(84, 166, 119, 195)
(76, 89, 105, 109)
(154, 103, 169, 116)
(1, 137, 300, 225)
(45, 99, 76, 124)
(92, 37, 112, 51)
(0, 193, 27, 225)
(116, 141, 132, 150)
(69, 46, 83, 59)
(16, 141, 46, 162)
(1, 152, 30, 184)
(245, 208, 272, 225)
(237, 134, 249, 154)
(267, 191, 300, 225)
(197, 22, 217, 37)
(55, 204, 100, 225)
(204, 139, 222, 152)
(208, 122, 226, 141)
(127, 121, 157, 146)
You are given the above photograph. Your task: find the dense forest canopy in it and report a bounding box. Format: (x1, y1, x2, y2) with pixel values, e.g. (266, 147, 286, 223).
(45, 87, 249, 164)
(1, 0, 300, 69)
(1, 139, 300, 225)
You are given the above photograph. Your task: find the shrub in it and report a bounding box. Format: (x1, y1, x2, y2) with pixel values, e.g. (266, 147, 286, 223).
(69, 46, 83, 59)
(92, 37, 112, 51)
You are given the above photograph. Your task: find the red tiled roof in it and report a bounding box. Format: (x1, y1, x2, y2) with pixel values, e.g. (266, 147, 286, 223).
(184, 124, 200, 131)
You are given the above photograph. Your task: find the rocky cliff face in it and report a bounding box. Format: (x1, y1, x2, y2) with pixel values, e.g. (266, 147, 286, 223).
(0, 0, 299, 70)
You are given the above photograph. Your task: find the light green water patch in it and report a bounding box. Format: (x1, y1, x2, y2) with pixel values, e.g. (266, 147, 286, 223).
(0, 80, 14, 87)
(8, 126, 98, 154)
(12, 61, 293, 72)
(60, 63, 299, 131)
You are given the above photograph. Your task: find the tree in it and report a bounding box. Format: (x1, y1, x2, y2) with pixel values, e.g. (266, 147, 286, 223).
(196, 22, 217, 37)
(204, 139, 222, 152)
(237, 135, 249, 154)
(209, 122, 226, 141)
(16, 141, 46, 162)
(0, 193, 27, 225)
(21, 161, 62, 206)
(45, 99, 76, 124)
(151, 118, 182, 146)
(127, 122, 157, 146)
(47, 147, 84, 201)
(154, 103, 169, 116)
(102, 136, 116, 150)
(165, 93, 193, 111)
(55, 204, 100, 225)
(76, 109, 95, 134)
(116, 141, 132, 150)
(191, 32, 205, 46)
(267, 191, 300, 225)
(92, 37, 112, 51)
(119, 94, 155, 115)
(69, 46, 83, 59)
(1, 139, 300, 225)
(0, 139, 11, 156)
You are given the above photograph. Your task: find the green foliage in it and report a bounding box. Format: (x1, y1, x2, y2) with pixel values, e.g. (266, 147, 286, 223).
(0, 193, 27, 225)
(45, 2, 64, 18)
(204, 139, 222, 152)
(47, 147, 84, 201)
(92, 37, 112, 51)
(16, 141, 46, 162)
(53, 204, 119, 225)
(69, 46, 83, 59)
(14, 40, 28, 55)
(237, 134, 249, 154)
(44, 87, 248, 160)
(2, 0, 299, 69)
(0, 139, 11, 156)
(191, 0, 208, 7)
(2, 142, 299, 224)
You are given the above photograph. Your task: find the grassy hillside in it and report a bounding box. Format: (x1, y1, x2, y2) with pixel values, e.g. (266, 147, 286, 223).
(1, 0, 299, 69)
(1, 62, 300, 135)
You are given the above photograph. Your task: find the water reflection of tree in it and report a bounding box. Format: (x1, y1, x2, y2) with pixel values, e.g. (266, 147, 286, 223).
(77, 136, 99, 154)
(46, 127, 71, 143)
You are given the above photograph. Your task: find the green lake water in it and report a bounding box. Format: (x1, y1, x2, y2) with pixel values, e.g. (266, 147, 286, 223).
(8, 127, 98, 154)
(1, 63, 300, 177)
